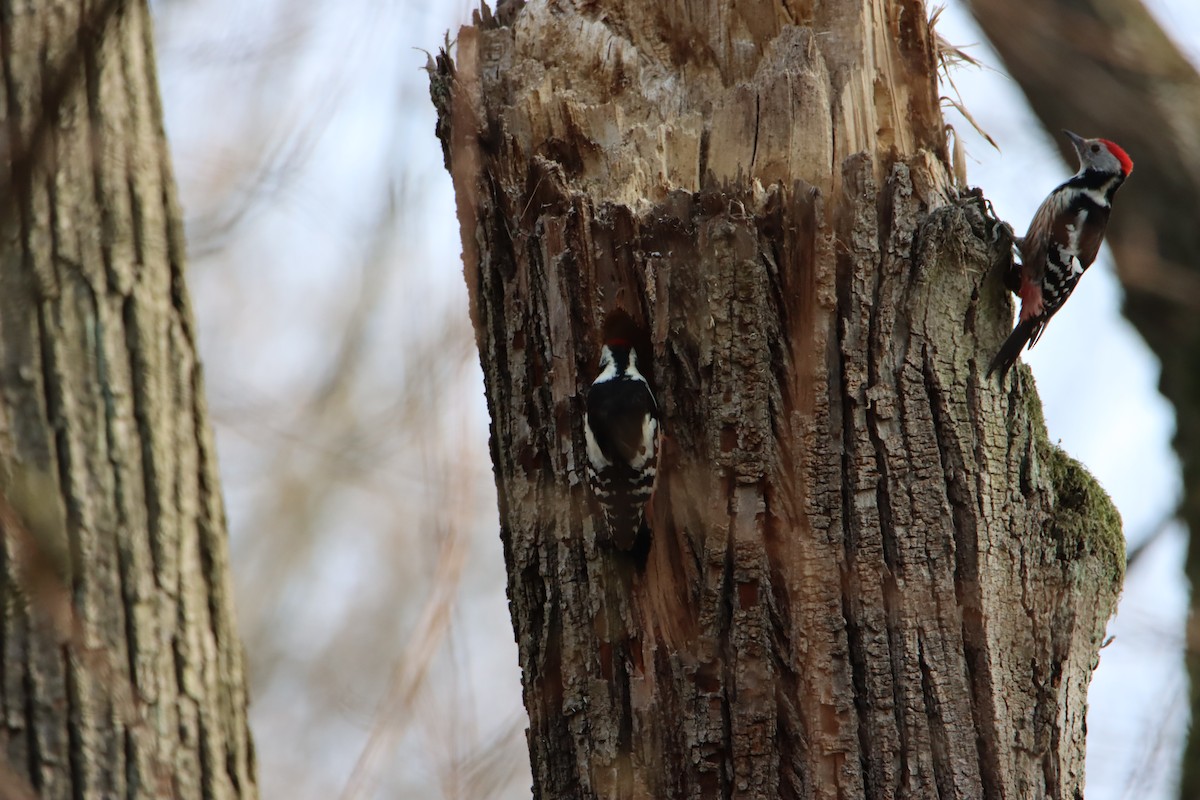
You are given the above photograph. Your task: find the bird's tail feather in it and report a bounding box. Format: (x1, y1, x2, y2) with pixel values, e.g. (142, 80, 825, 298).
(987, 317, 1042, 381)
(603, 503, 648, 551)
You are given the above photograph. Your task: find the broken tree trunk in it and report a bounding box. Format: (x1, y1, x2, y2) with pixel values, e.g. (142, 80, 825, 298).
(434, 1, 1124, 797)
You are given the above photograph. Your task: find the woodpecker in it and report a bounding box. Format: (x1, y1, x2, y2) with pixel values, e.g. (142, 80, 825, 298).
(988, 130, 1133, 380)
(584, 338, 659, 550)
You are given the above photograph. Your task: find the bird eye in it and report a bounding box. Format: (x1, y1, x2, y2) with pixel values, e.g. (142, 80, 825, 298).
(1090, 144, 1100, 153)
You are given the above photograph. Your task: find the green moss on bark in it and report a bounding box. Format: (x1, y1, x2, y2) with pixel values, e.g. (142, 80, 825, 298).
(1044, 443, 1126, 590)
(1016, 372, 1124, 590)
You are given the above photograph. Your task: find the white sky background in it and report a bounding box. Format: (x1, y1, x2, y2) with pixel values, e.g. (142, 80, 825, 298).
(150, 0, 1197, 797)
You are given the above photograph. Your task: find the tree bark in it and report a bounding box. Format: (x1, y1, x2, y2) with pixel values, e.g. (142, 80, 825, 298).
(0, 1, 257, 797)
(435, 1, 1124, 797)
(964, 2, 1200, 793)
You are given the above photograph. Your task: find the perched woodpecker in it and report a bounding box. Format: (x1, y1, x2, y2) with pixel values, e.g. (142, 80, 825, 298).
(584, 338, 659, 550)
(988, 130, 1133, 380)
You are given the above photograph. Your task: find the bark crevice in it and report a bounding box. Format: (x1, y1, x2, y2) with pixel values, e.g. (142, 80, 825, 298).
(920, 336, 1003, 800)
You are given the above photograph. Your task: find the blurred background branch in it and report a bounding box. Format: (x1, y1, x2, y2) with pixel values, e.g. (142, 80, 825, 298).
(154, 0, 528, 797)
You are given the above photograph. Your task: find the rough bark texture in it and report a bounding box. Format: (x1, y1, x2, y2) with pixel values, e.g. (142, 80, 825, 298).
(0, 1, 257, 798)
(435, 1, 1124, 797)
(966, 1, 1200, 793)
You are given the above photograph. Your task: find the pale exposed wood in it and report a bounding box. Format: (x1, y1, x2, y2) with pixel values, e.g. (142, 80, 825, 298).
(463, 0, 943, 210)
(0, 0, 257, 797)
(436, 1, 1123, 797)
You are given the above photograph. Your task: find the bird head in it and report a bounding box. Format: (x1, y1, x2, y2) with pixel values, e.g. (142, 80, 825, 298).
(1064, 130, 1133, 178)
(597, 309, 651, 381)
(599, 339, 634, 367)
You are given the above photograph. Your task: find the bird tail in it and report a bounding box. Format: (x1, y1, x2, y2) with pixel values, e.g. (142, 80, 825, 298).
(987, 317, 1042, 381)
(603, 504, 651, 552)
(590, 463, 656, 552)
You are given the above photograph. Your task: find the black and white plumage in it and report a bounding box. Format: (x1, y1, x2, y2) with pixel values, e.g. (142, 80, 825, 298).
(584, 340, 659, 550)
(988, 130, 1133, 380)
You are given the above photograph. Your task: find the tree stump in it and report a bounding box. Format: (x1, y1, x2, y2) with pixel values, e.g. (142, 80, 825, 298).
(434, 1, 1124, 797)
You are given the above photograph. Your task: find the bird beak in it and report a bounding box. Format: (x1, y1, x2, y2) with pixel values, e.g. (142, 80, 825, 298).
(1062, 129, 1087, 157)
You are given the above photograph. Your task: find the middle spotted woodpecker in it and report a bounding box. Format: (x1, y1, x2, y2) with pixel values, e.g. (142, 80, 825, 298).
(584, 338, 659, 550)
(988, 130, 1133, 380)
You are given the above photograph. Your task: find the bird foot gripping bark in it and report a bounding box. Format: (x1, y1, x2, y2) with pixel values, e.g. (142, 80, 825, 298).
(956, 187, 1022, 291)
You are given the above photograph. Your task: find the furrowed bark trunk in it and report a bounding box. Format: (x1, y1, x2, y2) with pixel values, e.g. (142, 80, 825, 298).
(434, 1, 1124, 797)
(0, 1, 256, 797)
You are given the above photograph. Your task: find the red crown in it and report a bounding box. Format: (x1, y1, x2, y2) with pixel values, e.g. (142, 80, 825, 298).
(1099, 139, 1134, 175)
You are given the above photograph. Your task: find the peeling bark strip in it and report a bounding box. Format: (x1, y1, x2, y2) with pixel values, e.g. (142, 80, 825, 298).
(0, 1, 257, 798)
(435, 1, 1123, 798)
